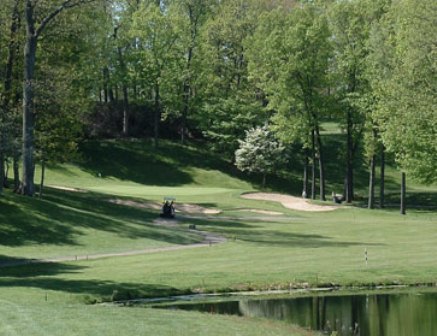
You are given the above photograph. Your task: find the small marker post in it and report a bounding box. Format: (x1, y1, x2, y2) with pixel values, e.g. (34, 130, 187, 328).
(365, 248, 368, 266)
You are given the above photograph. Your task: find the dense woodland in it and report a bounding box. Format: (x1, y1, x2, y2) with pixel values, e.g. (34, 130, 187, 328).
(0, 0, 435, 209)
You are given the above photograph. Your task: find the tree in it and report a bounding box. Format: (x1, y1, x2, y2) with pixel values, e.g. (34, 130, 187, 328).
(21, 0, 98, 196)
(175, 0, 212, 143)
(130, 1, 185, 147)
(368, 0, 437, 184)
(106, 0, 145, 136)
(196, 0, 265, 157)
(367, 0, 436, 213)
(34, 8, 100, 197)
(235, 125, 285, 188)
(247, 3, 332, 201)
(328, 0, 372, 203)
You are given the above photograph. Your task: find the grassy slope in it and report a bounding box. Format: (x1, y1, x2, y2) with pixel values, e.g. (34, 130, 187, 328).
(0, 189, 205, 260)
(0, 140, 255, 260)
(0, 137, 436, 335)
(0, 140, 315, 335)
(0, 295, 307, 336)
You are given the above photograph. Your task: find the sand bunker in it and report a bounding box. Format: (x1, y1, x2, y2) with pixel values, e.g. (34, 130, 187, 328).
(109, 199, 221, 215)
(241, 193, 338, 212)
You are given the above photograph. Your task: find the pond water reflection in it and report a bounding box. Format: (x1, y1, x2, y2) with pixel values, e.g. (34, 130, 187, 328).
(162, 290, 437, 335)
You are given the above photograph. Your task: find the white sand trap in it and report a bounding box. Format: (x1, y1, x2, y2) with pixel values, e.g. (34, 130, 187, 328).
(109, 199, 221, 214)
(241, 193, 338, 212)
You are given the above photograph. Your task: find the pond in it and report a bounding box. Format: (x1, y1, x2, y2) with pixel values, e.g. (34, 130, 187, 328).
(158, 289, 437, 335)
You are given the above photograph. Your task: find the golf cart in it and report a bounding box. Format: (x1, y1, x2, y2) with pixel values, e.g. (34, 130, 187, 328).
(160, 197, 176, 218)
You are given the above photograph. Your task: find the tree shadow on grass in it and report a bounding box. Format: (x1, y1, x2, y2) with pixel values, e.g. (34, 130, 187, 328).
(72, 140, 194, 186)
(43, 189, 202, 244)
(0, 189, 201, 250)
(384, 191, 437, 211)
(71, 140, 300, 192)
(0, 263, 184, 300)
(186, 218, 383, 248)
(0, 198, 80, 247)
(0, 258, 84, 277)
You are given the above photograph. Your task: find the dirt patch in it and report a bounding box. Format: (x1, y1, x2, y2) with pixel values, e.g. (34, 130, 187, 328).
(48, 185, 86, 192)
(109, 199, 221, 215)
(110, 199, 162, 210)
(241, 193, 338, 212)
(176, 204, 221, 215)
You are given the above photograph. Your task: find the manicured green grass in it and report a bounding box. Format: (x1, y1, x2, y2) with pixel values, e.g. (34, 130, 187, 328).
(2, 206, 435, 299)
(0, 138, 435, 335)
(0, 293, 308, 336)
(0, 189, 204, 260)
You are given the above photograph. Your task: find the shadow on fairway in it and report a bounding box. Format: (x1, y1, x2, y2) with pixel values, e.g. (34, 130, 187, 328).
(384, 191, 437, 211)
(74, 140, 193, 186)
(0, 258, 83, 277)
(0, 197, 80, 247)
(0, 265, 184, 300)
(0, 188, 201, 249)
(68, 140, 301, 193)
(187, 218, 383, 248)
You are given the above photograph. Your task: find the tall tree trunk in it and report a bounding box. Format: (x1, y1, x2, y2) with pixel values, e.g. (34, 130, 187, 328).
(4, 160, 9, 188)
(181, 45, 193, 144)
(39, 159, 46, 198)
(380, 146, 385, 208)
(153, 84, 161, 148)
(346, 109, 354, 203)
(311, 129, 316, 200)
(108, 86, 114, 102)
(114, 85, 119, 102)
(13, 152, 20, 192)
(21, 1, 38, 196)
(302, 149, 309, 198)
(122, 85, 129, 136)
(262, 173, 266, 189)
(400, 172, 406, 215)
(368, 154, 376, 209)
(116, 33, 129, 136)
(315, 125, 326, 201)
(103, 67, 109, 103)
(0, 157, 3, 192)
(181, 80, 190, 144)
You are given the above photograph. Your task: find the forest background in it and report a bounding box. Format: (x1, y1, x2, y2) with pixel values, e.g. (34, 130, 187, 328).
(0, 0, 435, 208)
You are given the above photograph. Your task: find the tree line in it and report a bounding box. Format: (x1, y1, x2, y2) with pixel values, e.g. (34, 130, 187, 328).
(0, 0, 435, 212)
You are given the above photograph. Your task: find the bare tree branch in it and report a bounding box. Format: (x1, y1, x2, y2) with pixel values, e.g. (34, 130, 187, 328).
(36, 0, 96, 37)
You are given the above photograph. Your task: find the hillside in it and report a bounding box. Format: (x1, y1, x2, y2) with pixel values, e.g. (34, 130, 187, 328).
(0, 138, 436, 336)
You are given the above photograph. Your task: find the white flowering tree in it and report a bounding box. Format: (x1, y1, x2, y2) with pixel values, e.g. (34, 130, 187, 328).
(235, 125, 285, 188)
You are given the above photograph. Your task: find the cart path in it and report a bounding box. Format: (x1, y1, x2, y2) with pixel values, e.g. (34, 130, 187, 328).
(0, 229, 226, 268)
